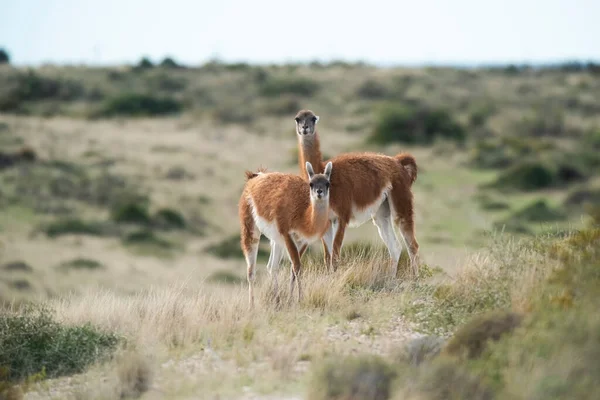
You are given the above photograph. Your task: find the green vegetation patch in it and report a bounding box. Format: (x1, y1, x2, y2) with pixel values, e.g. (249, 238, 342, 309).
(368, 103, 466, 145)
(307, 354, 397, 400)
(95, 93, 183, 117)
(0, 305, 119, 383)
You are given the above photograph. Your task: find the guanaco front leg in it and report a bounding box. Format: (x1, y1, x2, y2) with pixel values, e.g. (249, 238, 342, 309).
(283, 233, 303, 303)
(331, 220, 347, 271)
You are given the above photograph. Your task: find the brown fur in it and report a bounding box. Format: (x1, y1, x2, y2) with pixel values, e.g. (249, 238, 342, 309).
(294, 109, 420, 276)
(238, 164, 332, 306)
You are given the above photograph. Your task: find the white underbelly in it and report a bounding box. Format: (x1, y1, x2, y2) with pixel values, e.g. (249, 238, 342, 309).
(348, 187, 390, 228)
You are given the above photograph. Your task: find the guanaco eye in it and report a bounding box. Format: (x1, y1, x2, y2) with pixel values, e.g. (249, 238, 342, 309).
(295, 117, 300, 123)
(325, 182, 330, 188)
(309, 182, 314, 188)
(311, 117, 317, 123)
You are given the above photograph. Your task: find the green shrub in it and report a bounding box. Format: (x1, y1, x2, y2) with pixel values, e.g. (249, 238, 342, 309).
(206, 270, 245, 285)
(307, 354, 397, 400)
(355, 79, 390, 99)
(395, 336, 446, 367)
(111, 202, 152, 225)
(493, 200, 567, 235)
(368, 104, 466, 145)
(122, 229, 173, 249)
(96, 93, 183, 117)
(259, 76, 319, 97)
(468, 137, 554, 169)
(489, 158, 586, 192)
(152, 208, 186, 230)
(468, 104, 496, 128)
(0, 305, 119, 382)
(490, 160, 556, 191)
(135, 57, 154, 70)
(205, 234, 270, 260)
(443, 310, 523, 359)
(58, 258, 104, 271)
(159, 57, 182, 69)
(414, 358, 493, 400)
(43, 219, 113, 238)
(0, 48, 9, 64)
(0, 71, 85, 112)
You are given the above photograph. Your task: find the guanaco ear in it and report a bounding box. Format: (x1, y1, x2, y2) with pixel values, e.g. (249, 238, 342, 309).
(305, 161, 315, 179)
(324, 161, 333, 180)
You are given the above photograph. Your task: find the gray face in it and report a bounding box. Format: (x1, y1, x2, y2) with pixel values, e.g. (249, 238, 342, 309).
(309, 175, 330, 201)
(294, 110, 319, 136)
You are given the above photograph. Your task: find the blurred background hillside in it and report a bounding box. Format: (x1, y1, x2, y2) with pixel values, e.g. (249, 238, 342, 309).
(1, 0, 599, 303)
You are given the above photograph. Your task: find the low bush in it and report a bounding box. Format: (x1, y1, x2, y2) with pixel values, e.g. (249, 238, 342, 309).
(0, 305, 119, 382)
(308, 354, 397, 400)
(43, 218, 114, 238)
(96, 93, 183, 117)
(111, 202, 152, 225)
(206, 270, 245, 285)
(122, 229, 173, 249)
(205, 234, 270, 261)
(442, 310, 523, 359)
(58, 258, 105, 271)
(0, 70, 85, 112)
(468, 136, 555, 169)
(368, 104, 466, 145)
(153, 208, 186, 230)
(488, 158, 587, 192)
(259, 76, 319, 97)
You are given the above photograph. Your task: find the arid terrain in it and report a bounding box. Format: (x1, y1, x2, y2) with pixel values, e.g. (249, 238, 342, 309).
(1, 61, 599, 399)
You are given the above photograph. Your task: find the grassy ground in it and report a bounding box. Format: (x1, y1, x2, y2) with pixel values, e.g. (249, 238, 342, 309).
(1, 62, 598, 399)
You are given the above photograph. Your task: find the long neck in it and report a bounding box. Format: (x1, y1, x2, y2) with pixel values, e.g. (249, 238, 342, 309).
(298, 132, 324, 180)
(303, 200, 330, 235)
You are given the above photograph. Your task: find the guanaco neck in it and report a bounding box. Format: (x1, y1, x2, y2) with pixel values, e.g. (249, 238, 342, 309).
(298, 132, 324, 180)
(303, 200, 330, 235)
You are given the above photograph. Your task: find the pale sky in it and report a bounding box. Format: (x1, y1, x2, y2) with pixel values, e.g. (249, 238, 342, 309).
(1, 0, 598, 66)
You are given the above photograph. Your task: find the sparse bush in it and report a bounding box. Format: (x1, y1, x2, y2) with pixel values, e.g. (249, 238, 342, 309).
(0, 49, 9, 64)
(153, 208, 186, 230)
(122, 229, 173, 249)
(368, 104, 466, 145)
(474, 192, 510, 211)
(490, 160, 556, 191)
(356, 79, 390, 99)
(0, 70, 85, 112)
(443, 310, 523, 359)
(564, 187, 600, 209)
(506, 200, 566, 223)
(468, 136, 554, 169)
(468, 103, 496, 128)
(308, 354, 397, 400)
(111, 202, 152, 225)
(259, 76, 319, 97)
(58, 258, 104, 271)
(206, 270, 245, 285)
(159, 57, 181, 69)
(494, 199, 567, 233)
(96, 93, 183, 117)
(135, 57, 154, 70)
(395, 336, 446, 367)
(0, 305, 119, 382)
(115, 351, 154, 399)
(43, 218, 114, 238)
(212, 105, 254, 124)
(412, 358, 493, 400)
(1, 261, 33, 273)
(205, 234, 269, 260)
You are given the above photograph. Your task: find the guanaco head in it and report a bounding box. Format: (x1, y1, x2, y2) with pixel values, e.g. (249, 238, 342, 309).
(306, 161, 332, 203)
(294, 109, 319, 136)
